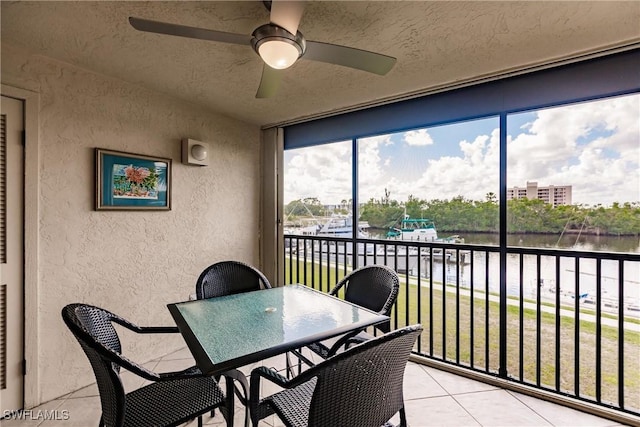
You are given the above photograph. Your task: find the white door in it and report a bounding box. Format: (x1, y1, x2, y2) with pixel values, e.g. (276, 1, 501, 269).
(0, 95, 25, 412)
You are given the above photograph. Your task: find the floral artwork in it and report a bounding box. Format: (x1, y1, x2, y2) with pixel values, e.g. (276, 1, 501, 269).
(96, 148, 171, 210)
(112, 164, 159, 199)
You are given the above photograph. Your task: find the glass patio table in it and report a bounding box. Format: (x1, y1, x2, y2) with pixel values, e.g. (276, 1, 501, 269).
(167, 284, 389, 376)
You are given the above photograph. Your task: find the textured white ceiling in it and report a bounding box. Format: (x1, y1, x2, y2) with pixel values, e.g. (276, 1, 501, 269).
(2, 1, 639, 127)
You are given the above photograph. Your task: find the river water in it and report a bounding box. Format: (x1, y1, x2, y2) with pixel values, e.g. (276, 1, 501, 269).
(360, 230, 640, 310)
(368, 230, 640, 253)
(295, 230, 640, 311)
(460, 232, 640, 254)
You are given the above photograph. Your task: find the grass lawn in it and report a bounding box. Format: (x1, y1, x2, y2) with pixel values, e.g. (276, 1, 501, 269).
(284, 258, 640, 410)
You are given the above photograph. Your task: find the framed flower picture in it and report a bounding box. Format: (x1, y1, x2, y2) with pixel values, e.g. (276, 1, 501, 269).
(95, 148, 172, 210)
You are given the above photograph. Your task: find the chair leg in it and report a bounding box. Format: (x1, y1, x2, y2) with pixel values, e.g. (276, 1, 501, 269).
(399, 406, 408, 427)
(213, 374, 221, 417)
(198, 416, 203, 427)
(285, 352, 294, 379)
(297, 352, 303, 376)
(224, 376, 236, 426)
(249, 374, 260, 427)
(233, 377, 250, 427)
(218, 405, 234, 427)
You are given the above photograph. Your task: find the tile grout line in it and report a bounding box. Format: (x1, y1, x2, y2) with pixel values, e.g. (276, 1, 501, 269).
(421, 363, 484, 426)
(506, 389, 557, 427)
(448, 393, 484, 426)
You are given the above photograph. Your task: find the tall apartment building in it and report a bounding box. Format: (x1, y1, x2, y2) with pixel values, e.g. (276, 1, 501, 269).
(507, 181, 572, 207)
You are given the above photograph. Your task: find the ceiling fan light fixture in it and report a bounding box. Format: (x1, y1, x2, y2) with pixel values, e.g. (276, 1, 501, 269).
(258, 40, 299, 69)
(251, 24, 305, 70)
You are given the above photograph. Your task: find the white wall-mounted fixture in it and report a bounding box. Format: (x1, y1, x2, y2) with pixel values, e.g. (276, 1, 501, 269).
(181, 139, 210, 166)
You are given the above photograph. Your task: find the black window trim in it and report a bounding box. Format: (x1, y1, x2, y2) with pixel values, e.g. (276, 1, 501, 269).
(284, 48, 640, 150)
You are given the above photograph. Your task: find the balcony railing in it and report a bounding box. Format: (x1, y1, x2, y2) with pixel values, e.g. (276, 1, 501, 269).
(283, 233, 640, 418)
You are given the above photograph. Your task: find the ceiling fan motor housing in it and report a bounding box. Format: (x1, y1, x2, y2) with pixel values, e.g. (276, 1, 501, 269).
(251, 23, 306, 62)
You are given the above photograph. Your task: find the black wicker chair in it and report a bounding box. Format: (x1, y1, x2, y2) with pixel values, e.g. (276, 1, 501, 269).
(62, 303, 231, 427)
(288, 265, 399, 373)
(195, 260, 272, 299)
(250, 324, 422, 427)
(194, 260, 272, 425)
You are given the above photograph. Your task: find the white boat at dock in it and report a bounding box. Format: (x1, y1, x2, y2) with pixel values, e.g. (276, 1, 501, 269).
(386, 216, 469, 262)
(316, 215, 369, 238)
(285, 215, 469, 272)
(285, 214, 368, 238)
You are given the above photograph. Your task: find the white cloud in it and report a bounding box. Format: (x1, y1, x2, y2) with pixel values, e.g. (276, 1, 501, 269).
(284, 94, 639, 207)
(358, 135, 393, 202)
(403, 129, 434, 146)
(408, 130, 500, 201)
(284, 141, 352, 205)
(507, 95, 639, 205)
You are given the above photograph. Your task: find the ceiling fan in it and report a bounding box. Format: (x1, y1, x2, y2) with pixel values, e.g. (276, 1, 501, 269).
(129, 1, 396, 98)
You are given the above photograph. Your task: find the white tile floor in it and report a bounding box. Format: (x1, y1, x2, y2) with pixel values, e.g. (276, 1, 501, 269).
(1, 347, 632, 427)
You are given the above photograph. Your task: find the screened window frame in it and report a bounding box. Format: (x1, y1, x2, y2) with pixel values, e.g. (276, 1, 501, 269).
(282, 48, 640, 246)
(284, 49, 640, 151)
(278, 49, 640, 416)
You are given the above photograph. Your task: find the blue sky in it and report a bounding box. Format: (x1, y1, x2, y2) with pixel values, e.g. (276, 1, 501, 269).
(284, 93, 640, 207)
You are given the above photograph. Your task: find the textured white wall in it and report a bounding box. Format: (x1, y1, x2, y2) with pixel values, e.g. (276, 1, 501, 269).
(2, 43, 262, 402)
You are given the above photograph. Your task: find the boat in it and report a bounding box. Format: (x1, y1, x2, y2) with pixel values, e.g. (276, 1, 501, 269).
(288, 215, 368, 256)
(385, 216, 467, 263)
(316, 215, 369, 238)
(284, 213, 369, 239)
(286, 214, 469, 274)
(387, 216, 464, 244)
(387, 217, 438, 242)
(284, 224, 321, 236)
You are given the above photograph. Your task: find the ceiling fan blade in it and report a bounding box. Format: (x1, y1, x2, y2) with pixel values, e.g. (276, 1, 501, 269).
(304, 41, 396, 75)
(129, 17, 252, 46)
(270, 1, 305, 35)
(256, 65, 283, 98)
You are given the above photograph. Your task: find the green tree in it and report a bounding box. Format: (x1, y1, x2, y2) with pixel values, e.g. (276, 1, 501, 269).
(359, 190, 405, 228)
(289, 193, 640, 237)
(285, 198, 326, 217)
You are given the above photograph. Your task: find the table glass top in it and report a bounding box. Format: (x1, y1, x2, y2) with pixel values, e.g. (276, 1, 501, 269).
(169, 284, 387, 373)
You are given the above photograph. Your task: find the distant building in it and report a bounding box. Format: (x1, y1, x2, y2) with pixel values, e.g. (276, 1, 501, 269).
(507, 181, 572, 207)
(323, 200, 351, 213)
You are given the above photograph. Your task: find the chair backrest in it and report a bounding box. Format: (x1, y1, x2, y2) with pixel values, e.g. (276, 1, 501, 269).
(307, 324, 422, 427)
(62, 303, 133, 427)
(195, 260, 271, 299)
(330, 265, 399, 331)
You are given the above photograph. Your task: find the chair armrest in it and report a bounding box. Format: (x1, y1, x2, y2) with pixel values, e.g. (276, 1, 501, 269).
(136, 325, 180, 334)
(249, 366, 294, 424)
(92, 337, 198, 383)
(158, 365, 203, 380)
(328, 275, 349, 296)
(109, 350, 163, 382)
(325, 321, 392, 357)
(251, 364, 318, 390)
(111, 315, 179, 334)
(136, 361, 208, 383)
(325, 328, 363, 357)
(249, 364, 321, 426)
(250, 366, 290, 389)
(106, 309, 178, 334)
